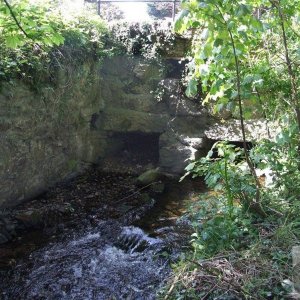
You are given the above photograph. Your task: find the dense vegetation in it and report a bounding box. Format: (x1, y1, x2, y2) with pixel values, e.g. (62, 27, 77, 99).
(0, 0, 173, 86)
(1, 0, 300, 298)
(0, 0, 112, 86)
(147, 2, 181, 19)
(161, 0, 300, 298)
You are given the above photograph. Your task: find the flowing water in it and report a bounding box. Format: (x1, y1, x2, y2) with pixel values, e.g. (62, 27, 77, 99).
(0, 171, 205, 300)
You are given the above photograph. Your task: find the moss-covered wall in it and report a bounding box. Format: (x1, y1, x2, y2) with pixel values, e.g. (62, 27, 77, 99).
(0, 61, 106, 207)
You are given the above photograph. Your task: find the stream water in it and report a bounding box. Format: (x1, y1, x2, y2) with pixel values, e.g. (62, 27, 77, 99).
(0, 170, 205, 300)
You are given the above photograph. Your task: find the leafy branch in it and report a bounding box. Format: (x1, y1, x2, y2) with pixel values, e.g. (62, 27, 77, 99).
(2, 0, 30, 38)
(176, 0, 267, 215)
(269, 0, 300, 153)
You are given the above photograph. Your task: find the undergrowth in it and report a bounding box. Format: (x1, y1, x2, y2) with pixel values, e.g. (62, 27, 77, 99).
(159, 137, 300, 299)
(159, 0, 300, 298)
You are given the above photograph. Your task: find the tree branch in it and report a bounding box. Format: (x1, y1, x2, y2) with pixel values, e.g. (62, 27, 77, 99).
(3, 0, 30, 38)
(215, 3, 266, 216)
(270, 0, 300, 123)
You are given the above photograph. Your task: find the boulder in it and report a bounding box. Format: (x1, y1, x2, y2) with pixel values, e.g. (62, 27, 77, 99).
(0, 215, 16, 244)
(158, 129, 211, 174)
(133, 61, 161, 83)
(161, 79, 206, 117)
(205, 119, 278, 142)
(136, 168, 161, 186)
(160, 36, 191, 59)
(102, 108, 169, 133)
(159, 143, 197, 174)
(0, 233, 9, 244)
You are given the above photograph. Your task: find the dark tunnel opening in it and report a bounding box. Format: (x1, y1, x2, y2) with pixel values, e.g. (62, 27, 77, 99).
(108, 131, 161, 166)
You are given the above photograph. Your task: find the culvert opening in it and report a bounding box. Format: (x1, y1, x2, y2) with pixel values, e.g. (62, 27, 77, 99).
(108, 132, 160, 166)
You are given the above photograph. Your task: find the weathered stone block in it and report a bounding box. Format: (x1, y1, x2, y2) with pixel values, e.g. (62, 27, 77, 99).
(102, 108, 169, 133)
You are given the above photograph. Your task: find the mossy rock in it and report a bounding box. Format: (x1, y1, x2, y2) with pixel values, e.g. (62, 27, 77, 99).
(136, 168, 161, 186)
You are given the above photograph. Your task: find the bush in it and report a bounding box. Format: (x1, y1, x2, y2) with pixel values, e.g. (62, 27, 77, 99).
(0, 0, 110, 83)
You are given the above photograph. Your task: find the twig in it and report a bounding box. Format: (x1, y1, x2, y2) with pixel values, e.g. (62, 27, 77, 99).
(115, 181, 161, 203)
(266, 205, 284, 217)
(187, 255, 256, 299)
(164, 274, 180, 300)
(201, 283, 219, 299)
(186, 254, 232, 266)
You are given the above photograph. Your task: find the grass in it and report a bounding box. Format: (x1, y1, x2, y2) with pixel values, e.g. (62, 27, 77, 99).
(158, 195, 300, 300)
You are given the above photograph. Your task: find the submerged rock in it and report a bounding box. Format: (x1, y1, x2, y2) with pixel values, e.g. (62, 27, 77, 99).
(117, 226, 164, 253)
(150, 182, 165, 194)
(15, 210, 44, 228)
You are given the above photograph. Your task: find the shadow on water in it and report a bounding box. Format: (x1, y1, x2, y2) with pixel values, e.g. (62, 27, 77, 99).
(0, 170, 205, 300)
(135, 178, 206, 250)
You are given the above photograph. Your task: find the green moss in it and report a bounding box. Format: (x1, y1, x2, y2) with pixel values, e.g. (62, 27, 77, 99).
(67, 159, 78, 172)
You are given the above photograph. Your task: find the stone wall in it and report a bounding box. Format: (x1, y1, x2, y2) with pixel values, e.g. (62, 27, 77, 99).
(97, 56, 211, 174)
(0, 60, 105, 207)
(0, 47, 211, 208)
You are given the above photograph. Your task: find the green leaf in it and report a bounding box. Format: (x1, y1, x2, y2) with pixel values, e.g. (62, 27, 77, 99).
(174, 9, 189, 33)
(5, 35, 22, 48)
(250, 18, 263, 31)
(186, 78, 198, 97)
(218, 147, 225, 157)
(235, 4, 251, 17)
(227, 21, 235, 30)
(52, 33, 64, 46)
(185, 162, 196, 171)
(214, 38, 223, 47)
